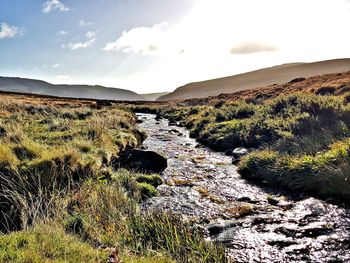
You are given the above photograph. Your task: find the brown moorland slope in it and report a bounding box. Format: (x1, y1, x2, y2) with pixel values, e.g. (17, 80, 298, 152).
(2, 70, 349, 109)
(178, 71, 350, 106)
(158, 58, 350, 101)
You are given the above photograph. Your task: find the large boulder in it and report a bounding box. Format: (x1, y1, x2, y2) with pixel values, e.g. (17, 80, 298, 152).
(116, 148, 167, 173)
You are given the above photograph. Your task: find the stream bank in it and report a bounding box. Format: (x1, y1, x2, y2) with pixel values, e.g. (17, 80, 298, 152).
(137, 113, 350, 263)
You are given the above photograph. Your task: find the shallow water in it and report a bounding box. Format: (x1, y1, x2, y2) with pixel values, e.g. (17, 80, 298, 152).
(137, 113, 350, 263)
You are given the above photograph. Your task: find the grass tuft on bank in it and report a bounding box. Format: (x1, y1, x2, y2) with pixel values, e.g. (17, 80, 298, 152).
(157, 91, 350, 202)
(0, 96, 227, 263)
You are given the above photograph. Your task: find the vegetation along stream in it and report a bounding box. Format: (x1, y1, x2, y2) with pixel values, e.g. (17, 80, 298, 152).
(137, 113, 350, 263)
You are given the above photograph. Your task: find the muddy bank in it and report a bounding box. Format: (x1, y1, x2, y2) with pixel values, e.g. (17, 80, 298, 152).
(137, 113, 350, 263)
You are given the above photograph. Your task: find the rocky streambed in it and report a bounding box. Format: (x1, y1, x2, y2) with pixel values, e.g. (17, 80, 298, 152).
(137, 113, 350, 263)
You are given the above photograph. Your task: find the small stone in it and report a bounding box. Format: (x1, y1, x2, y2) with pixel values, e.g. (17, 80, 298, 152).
(267, 197, 279, 206)
(232, 147, 251, 164)
(237, 196, 252, 202)
(225, 150, 233, 156)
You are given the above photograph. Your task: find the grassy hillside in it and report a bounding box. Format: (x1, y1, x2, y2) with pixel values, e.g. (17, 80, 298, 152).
(152, 72, 350, 202)
(158, 58, 350, 101)
(0, 94, 226, 263)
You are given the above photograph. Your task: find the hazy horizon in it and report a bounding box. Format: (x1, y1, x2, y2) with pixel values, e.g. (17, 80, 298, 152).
(1, 0, 350, 94)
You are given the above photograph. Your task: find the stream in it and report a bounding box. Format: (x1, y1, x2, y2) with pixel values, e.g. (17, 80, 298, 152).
(137, 113, 350, 263)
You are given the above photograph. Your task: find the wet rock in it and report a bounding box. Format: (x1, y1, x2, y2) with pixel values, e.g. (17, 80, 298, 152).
(195, 143, 205, 148)
(169, 129, 180, 134)
(155, 114, 162, 121)
(268, 239, 298, 248)
(115, 148, 167, 173)
(136, 119, 143, 124)
(225, 150, 233, 156)
(274, 224, 332, 239)
(177, 122, 184, 127)
(155, 121, 160, 124)
(236, 196, 252, 202)
(206, 220, 237, 235)
(275, 226, 299, 238)
(252, 217, 281, 225)
(232, 147, 251, 164)
(285, 243, 311, 255)
(168, 120, 177, 126)
(207, 224, 225, 235)
(301, 225, 333, 238)
(298, 214, 318, 226)
(140, 145, 148, 150)
(267, 196, 280, 206)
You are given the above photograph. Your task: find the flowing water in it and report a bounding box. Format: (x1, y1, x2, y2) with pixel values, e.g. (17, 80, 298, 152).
(137, 113, 350, 263)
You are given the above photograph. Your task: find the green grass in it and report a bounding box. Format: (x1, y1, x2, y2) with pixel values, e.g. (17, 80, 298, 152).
(0, 223, 174, 263)
(0, 224, 107, 263)
(239, 139, 350, 201)
(0, 99, 226, 262)
(125, 211, 227, 262)
(157, 92, 350, 202)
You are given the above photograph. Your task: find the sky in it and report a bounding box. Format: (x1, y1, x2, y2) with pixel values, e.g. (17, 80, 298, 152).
(0, 0, 350, 94)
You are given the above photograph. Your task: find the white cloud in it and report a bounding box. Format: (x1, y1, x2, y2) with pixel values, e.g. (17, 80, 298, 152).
(42, 0, 69, 14)
(103, 22, 171, 55)
(62, 30, 97, 50)
(62, 38, 96, 50)
(86, 31, 97, 39)
(101, 0, 350, 93)
(56, 30, 68, 37)
(230, 42, 277, 54)
(0, 23, 23, 39)
(79, 20, 93, 27)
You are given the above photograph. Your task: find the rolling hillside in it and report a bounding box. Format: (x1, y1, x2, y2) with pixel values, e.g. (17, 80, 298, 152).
(0, 77, 145, 101)
(158, 58, 350, 101)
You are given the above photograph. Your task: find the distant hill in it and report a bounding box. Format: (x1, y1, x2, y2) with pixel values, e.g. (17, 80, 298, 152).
(0, 77, 145, 101)
(158, 58, 350, 101)
(141, 92, 170, 101)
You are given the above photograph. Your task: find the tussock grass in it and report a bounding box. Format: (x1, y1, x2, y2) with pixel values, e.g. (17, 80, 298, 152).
(239, 139, 350, 201)
(158, 92, 350, 202)
(126, 211, 227, 262)
(0, 98, 225, 262)
(0, 223, 174, 263)
(63, 174, 225, 262)
(0, 224, 108, 263)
